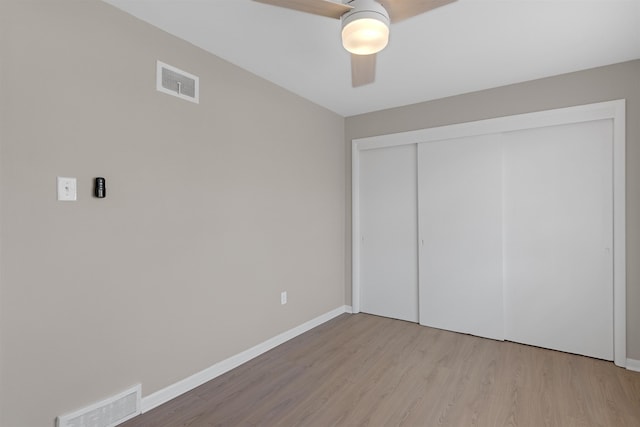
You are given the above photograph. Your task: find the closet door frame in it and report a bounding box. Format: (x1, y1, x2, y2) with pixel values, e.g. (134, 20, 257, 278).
(351, 99, 626, 367)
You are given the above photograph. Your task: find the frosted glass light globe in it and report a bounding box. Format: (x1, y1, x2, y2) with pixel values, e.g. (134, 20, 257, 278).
(341, 0, 390, 55)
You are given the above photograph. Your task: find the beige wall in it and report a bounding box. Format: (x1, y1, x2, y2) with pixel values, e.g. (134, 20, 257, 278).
(2, 1, 637, 425)
(0, 1, 345, 426)
(345, 59, 640, 360)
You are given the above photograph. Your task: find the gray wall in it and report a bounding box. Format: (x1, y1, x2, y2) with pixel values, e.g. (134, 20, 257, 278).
(345, 59, 640, 360)
(0, 1, 345, 426)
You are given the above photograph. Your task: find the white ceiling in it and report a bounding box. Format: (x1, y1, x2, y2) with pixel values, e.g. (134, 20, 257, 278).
(103, 0, 640, 117)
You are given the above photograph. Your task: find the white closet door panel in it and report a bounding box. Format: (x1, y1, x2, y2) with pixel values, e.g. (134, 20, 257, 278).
(360, 144, 418, 322)
(504, 120, 613, 360)
(418, 135, 504, 340)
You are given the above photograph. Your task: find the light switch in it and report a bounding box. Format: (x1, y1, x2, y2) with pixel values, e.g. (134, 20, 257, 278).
(57, 177, 77, 201)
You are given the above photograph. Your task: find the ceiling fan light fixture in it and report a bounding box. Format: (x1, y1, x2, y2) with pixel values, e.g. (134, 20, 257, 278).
(341, 0, 390, 55)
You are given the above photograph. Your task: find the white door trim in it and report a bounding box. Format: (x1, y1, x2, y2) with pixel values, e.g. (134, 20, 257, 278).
(351, 99, 626, 367)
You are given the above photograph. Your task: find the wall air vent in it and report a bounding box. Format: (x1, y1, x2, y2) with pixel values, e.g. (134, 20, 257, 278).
(156, 60, 199, 104)
(56, 384, 141, 427)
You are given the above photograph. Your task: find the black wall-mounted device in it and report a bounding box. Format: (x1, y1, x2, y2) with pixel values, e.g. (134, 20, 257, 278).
(94, 177, 106, 198)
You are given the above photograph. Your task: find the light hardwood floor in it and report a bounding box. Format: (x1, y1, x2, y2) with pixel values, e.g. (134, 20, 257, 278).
(122, 313, 640, 426)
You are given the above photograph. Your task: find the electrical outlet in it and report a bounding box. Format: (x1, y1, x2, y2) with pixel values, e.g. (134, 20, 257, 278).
(281, 291, 287, 305)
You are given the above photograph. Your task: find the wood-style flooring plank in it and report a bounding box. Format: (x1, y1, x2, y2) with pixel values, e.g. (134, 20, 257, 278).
(121, 313, 640, 427)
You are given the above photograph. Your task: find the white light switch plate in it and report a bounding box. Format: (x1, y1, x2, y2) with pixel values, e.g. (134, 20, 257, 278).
(57, 177, 77, 201)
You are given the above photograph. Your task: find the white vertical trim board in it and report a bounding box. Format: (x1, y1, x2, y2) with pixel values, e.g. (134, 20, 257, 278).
(352, 141, 362, 314)
(626, 359, 640, 372)
(141, 306, 351, 413)
(351, 100, 626, 366)
(612, 100, 627, 368)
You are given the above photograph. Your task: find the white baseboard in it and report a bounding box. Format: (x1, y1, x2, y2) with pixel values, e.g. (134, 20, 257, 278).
(141, 305, 352, 413)
(626, 358, 640, 372)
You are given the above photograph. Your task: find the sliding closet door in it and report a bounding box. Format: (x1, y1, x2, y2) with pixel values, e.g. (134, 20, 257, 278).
(418, 135, 504, 340)
(503, 120, 614, 360)
(359, 144, 418, 322)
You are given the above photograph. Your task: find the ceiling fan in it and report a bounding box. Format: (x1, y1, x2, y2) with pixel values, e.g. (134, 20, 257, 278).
(253, 0, 457, 87)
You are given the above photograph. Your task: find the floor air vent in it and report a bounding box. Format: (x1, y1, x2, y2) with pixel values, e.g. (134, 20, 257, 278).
(156, 60, 199, 103)
(56, 384, 141, 427)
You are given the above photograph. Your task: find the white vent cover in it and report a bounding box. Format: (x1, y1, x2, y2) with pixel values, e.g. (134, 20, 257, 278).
(56, 384, 141, 427)
(156, 60, 199, 103)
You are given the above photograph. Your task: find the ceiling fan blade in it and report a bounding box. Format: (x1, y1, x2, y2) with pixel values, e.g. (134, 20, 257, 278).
(253, 0, 353, 19)
(378, 0, 457, 23)
(351, 53, 376, 87)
